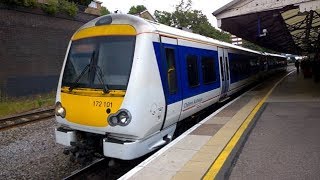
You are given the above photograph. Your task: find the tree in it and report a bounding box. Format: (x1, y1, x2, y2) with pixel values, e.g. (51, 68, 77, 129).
(100, 6, 110, 15)
(154, 0, 231, 43)
(242, 40, 277, 53)
(69, 0, 91, 6)
(128, 5, 146, 15)
(154, 10, 174, 26)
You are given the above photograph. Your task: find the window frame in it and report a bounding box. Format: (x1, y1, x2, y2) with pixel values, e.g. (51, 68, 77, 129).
(201, 56, 217, 85)
(219, 56, 225, 81)
(61, 36, 136, 90)
(164, 47, 178, 94)
(186, 54, 200, 88)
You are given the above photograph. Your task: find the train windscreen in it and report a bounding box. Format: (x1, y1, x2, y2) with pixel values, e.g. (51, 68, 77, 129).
(62, 36, 135, 91)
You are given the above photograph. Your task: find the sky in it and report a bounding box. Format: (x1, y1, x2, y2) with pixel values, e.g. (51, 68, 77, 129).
(99, 0, 233, 28)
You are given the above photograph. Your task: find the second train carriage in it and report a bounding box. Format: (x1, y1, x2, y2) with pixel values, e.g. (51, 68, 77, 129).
(55, 14, 286, 160)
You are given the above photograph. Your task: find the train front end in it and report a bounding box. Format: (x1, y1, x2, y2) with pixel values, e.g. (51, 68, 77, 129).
(54, 15, 170, 160)
(55, 16, 136, 158)
(57, 30, 135, 125)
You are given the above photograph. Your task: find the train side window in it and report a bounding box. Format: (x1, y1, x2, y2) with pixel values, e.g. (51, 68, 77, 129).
(186, 55, 199, 87)
(165, 48, 178, 94)
(201, 56, 216, 84)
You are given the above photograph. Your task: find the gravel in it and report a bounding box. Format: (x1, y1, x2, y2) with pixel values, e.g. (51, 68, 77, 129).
(0, 117, 81, 179)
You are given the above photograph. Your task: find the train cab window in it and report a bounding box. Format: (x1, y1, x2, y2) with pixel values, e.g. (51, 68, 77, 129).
(165, 48, 178, 94)
(186, 55, 199, 87)
(201, 57, 216, 84)
(62, 36, 136, 90)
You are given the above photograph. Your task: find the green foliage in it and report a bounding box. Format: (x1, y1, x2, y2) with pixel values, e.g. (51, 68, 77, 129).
(22, 0, 37, 7)
(128, 5, 147, 15)
(242, 40, 276, 53)
(67, 2, 78, 16)
(242, 40, 262, 51)
(0, 92, 55, 118)
(154, 0, 231, 43)
(41, 0, 78, 17)
(154, 10, 173, 25)
(100, 6, 110, 16)
(41, 0, 58, 15)
(58, 0, 78, 17)
(1, 0, 16, 6)
(2, 0, 78, 17)
(2, 0, 37, 7)
(68, 0, 91, 6)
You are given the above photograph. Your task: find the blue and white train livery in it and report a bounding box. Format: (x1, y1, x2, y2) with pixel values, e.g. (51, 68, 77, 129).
(54, 14, 286, 160)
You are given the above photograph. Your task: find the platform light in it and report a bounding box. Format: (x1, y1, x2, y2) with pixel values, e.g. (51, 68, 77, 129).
(107, 109, 131, 127)
(55, 102, 66, 118)
(259, 29, 268, 37)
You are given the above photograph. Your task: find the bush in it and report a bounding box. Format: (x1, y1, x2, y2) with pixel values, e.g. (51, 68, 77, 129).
(22, 0, 37, 7)
(2, 0, 37, 7)
(41, 0, 58, 15)
(66, 2, 78, 17)
(2, 0, 78, 17)
(2, 0, 19, 6)
(100, 6, 110, 16)
(58, 0, 78, 17)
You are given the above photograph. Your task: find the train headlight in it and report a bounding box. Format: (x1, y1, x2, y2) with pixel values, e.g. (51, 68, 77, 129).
(118, 111, 130, 126)
(109, 116, 118, 126)
(55, 102, 66, 118)
(107, 109, 131, 127)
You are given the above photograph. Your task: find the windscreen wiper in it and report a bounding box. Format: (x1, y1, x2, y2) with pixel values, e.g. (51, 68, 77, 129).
(90, 48, 109, 94)
(94, 65, 110, 94)
(68, 51, 95, 92)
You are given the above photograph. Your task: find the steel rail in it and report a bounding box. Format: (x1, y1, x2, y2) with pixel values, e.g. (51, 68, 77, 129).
(0, 108, 55, 130)
(63, 158, 108, 180)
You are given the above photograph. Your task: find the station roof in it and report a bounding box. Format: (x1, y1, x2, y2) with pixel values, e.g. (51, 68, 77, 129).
(213, 0, 320, 55)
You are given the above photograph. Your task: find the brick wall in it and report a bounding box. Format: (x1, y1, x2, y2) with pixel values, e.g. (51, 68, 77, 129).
(0, 7, 98, 98)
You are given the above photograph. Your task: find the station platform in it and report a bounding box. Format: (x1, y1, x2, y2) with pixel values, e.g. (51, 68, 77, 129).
(120, 68, 320, 180)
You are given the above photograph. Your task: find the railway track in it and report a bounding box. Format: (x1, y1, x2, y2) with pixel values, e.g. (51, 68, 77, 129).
(64, 158, 108, 180)
(63, 157, 145, 180)
(0, 108, 55, 130)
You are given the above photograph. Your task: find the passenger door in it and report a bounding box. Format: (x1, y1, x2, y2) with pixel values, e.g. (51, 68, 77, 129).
(159, 36, 182, 129)
(218, 47, 230, 99)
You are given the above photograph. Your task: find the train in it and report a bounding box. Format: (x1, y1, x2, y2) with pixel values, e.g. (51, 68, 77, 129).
(54, 14, 287, 160)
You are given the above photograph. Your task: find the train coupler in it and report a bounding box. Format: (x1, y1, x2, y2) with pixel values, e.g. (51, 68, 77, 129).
(63, 141, 99, 165)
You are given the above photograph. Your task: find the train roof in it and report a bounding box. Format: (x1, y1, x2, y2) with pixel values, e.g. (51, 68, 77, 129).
(78, 14, 277, 56)
(264, 52, 287, 58)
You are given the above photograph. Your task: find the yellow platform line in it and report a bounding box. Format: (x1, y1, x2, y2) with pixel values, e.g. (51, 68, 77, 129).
(203, 70, 295, 180)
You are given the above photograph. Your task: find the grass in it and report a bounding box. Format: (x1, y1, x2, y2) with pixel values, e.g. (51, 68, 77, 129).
(0, 92, 55, 118)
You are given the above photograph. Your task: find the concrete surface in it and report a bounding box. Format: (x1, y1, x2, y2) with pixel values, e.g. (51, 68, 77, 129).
(229, 72, 320, 179)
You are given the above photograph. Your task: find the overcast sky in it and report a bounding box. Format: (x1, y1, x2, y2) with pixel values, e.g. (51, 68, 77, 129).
(99, 0, 233, 27)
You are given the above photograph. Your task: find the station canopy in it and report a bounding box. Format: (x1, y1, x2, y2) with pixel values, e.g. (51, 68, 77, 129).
(213, 0, 320, 55)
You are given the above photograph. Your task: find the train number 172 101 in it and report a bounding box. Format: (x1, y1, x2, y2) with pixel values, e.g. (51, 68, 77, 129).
(93, 101, 112, 108)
